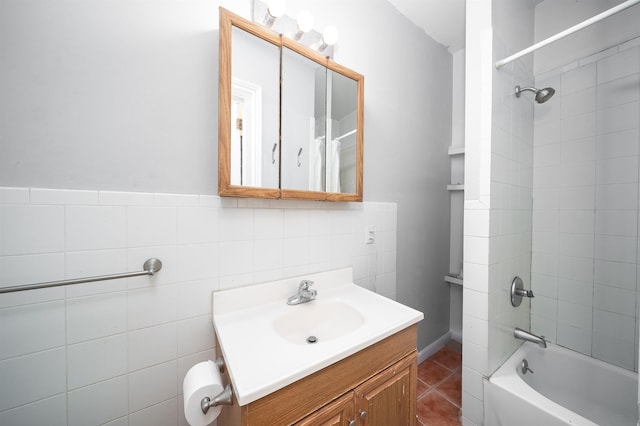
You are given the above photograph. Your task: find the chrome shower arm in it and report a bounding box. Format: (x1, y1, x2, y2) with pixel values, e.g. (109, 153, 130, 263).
(515, 86, 537, 97)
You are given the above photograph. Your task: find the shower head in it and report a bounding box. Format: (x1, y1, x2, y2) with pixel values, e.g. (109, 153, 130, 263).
(515, 85, 556, 103)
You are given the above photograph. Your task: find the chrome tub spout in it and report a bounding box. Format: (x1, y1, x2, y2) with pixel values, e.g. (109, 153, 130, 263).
(514, 327, 547, 348)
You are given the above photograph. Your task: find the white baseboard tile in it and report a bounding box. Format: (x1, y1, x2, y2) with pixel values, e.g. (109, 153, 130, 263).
(417, 331, 452, 364)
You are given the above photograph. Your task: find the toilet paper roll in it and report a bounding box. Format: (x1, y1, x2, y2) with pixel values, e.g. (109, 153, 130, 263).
(183, 360, 224, 426)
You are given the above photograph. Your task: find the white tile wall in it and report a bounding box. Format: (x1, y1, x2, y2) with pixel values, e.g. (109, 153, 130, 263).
(0, 187, 29, 204)
(129, 361, 178, 413)
(66, 292, 127, 344)
(532, 44, 640, 371)
(129, 323, 178, 371)
(1, 205, 65, 255)
(65, 249, 129, 297)
(128, 207, 177, 248)
(0, 394, 67, 426)
(67, 376, 128, 426)
(597, 129, 639, 159)
(561, 62, 596, 95)
(597, 47, 639, 84)
(0, 186, 397, 425)
(489, 51, 534, 372)
(0, 301, 66, 359)
(0, 348, 67, 412)
(463, 32, 535, 424)
(129, 398, 178, 426)
(67, 334, 128, 390)
(66, 206, 127, 251)
(31, 188, 99, 205)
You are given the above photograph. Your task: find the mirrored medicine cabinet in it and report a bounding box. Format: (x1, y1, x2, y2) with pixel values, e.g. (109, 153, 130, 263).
(218, 7, 364, 202)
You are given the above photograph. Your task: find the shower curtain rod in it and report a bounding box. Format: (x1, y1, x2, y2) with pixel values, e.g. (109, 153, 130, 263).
(495, 0, 640, 69)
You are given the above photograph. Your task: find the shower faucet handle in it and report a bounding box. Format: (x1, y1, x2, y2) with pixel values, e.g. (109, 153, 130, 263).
(514, 287, 534, 298)
(510, 276, 534, 307)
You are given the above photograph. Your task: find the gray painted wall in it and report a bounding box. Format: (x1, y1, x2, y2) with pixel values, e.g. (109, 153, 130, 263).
(0, 0, 452, 350)
(0, 0, 219, 193)
(292, 0, 453, 349)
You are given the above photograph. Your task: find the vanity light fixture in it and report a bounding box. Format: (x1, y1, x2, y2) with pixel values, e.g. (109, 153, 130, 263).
(318, 25, 339, 52)
(264, 0, 286, 27)
(251, 0, 338, 58)
(293, 10, 314, 40)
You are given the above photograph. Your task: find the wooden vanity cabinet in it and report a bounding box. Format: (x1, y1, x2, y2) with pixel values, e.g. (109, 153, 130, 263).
(353, 354, 416, 426)
(294, 392, 355, 426)
(217, 325, 418, 426)
(295, 353, 417, 426)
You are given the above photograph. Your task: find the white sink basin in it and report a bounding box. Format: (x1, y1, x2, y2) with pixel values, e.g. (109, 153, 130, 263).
(212, 268, 423, 406)
(272, 300, 365, 345)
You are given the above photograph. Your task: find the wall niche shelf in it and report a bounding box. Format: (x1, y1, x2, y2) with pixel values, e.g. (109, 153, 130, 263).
(448, 146, 465, 156)
(444, 274, 463, 286)
(448, 51, 464, 342)
(446, 139, 464, 341)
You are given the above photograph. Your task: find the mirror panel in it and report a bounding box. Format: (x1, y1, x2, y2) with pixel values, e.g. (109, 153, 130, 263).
(280, 46, 326, 193)
(328, 69, 359, 194)
(324, 60, 363, 201)
(219, 8, 281, 198)
(230, 27, 280, 189)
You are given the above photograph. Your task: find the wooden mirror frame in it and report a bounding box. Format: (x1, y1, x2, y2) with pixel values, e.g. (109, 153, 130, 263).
(218, 7, 364, 202)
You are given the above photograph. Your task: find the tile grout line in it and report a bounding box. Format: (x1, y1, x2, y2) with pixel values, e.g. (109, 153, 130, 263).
(417, 371, 461, 407)
(416, 347, 463, 425)
(433, 386, 462, 409)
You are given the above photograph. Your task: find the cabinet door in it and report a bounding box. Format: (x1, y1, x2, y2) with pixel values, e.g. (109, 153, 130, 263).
(354, 353, 417, 426)
(295, 392, 355, 426)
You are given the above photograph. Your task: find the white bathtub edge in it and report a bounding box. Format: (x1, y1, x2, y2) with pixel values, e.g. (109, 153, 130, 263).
(486, 341, 635, 426)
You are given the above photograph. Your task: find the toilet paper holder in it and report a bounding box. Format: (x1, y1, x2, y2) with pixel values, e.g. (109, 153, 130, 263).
(201, 357, 233, 414)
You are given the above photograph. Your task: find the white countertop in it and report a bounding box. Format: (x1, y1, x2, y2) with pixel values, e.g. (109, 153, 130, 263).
(212, 268, 424, 405)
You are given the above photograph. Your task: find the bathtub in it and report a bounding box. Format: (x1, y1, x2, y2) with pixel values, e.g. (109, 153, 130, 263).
(484, 342, 638, 426)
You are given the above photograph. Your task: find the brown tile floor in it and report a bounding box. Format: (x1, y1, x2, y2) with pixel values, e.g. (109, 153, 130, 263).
(416, 340, 462, 426)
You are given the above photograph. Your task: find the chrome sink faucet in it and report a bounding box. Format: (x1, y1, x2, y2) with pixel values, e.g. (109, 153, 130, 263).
(514, 327, 547, 348)
(287, 280, 317, 305)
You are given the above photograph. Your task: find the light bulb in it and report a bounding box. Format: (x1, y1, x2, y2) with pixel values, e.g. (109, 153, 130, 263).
(293, 10, 314, 40)
(266, 0, 286, 18)
(322, 25, 339, 46)
(319, 25, 339, 51)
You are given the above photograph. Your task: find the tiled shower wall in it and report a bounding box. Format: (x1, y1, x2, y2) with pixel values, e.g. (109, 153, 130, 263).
(461, 24, 535, 425)
(531, 38, 640, 370)
(487, 34, 535, 373)
(0, 186, 397, 426)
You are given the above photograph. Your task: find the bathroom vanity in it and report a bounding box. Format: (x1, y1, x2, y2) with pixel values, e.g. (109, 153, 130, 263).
(211, 268, 423, 425)
(217, 325, 417, 425)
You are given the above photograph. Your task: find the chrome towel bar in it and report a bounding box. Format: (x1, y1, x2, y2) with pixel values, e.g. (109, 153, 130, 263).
(0, 258, 162, 294)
